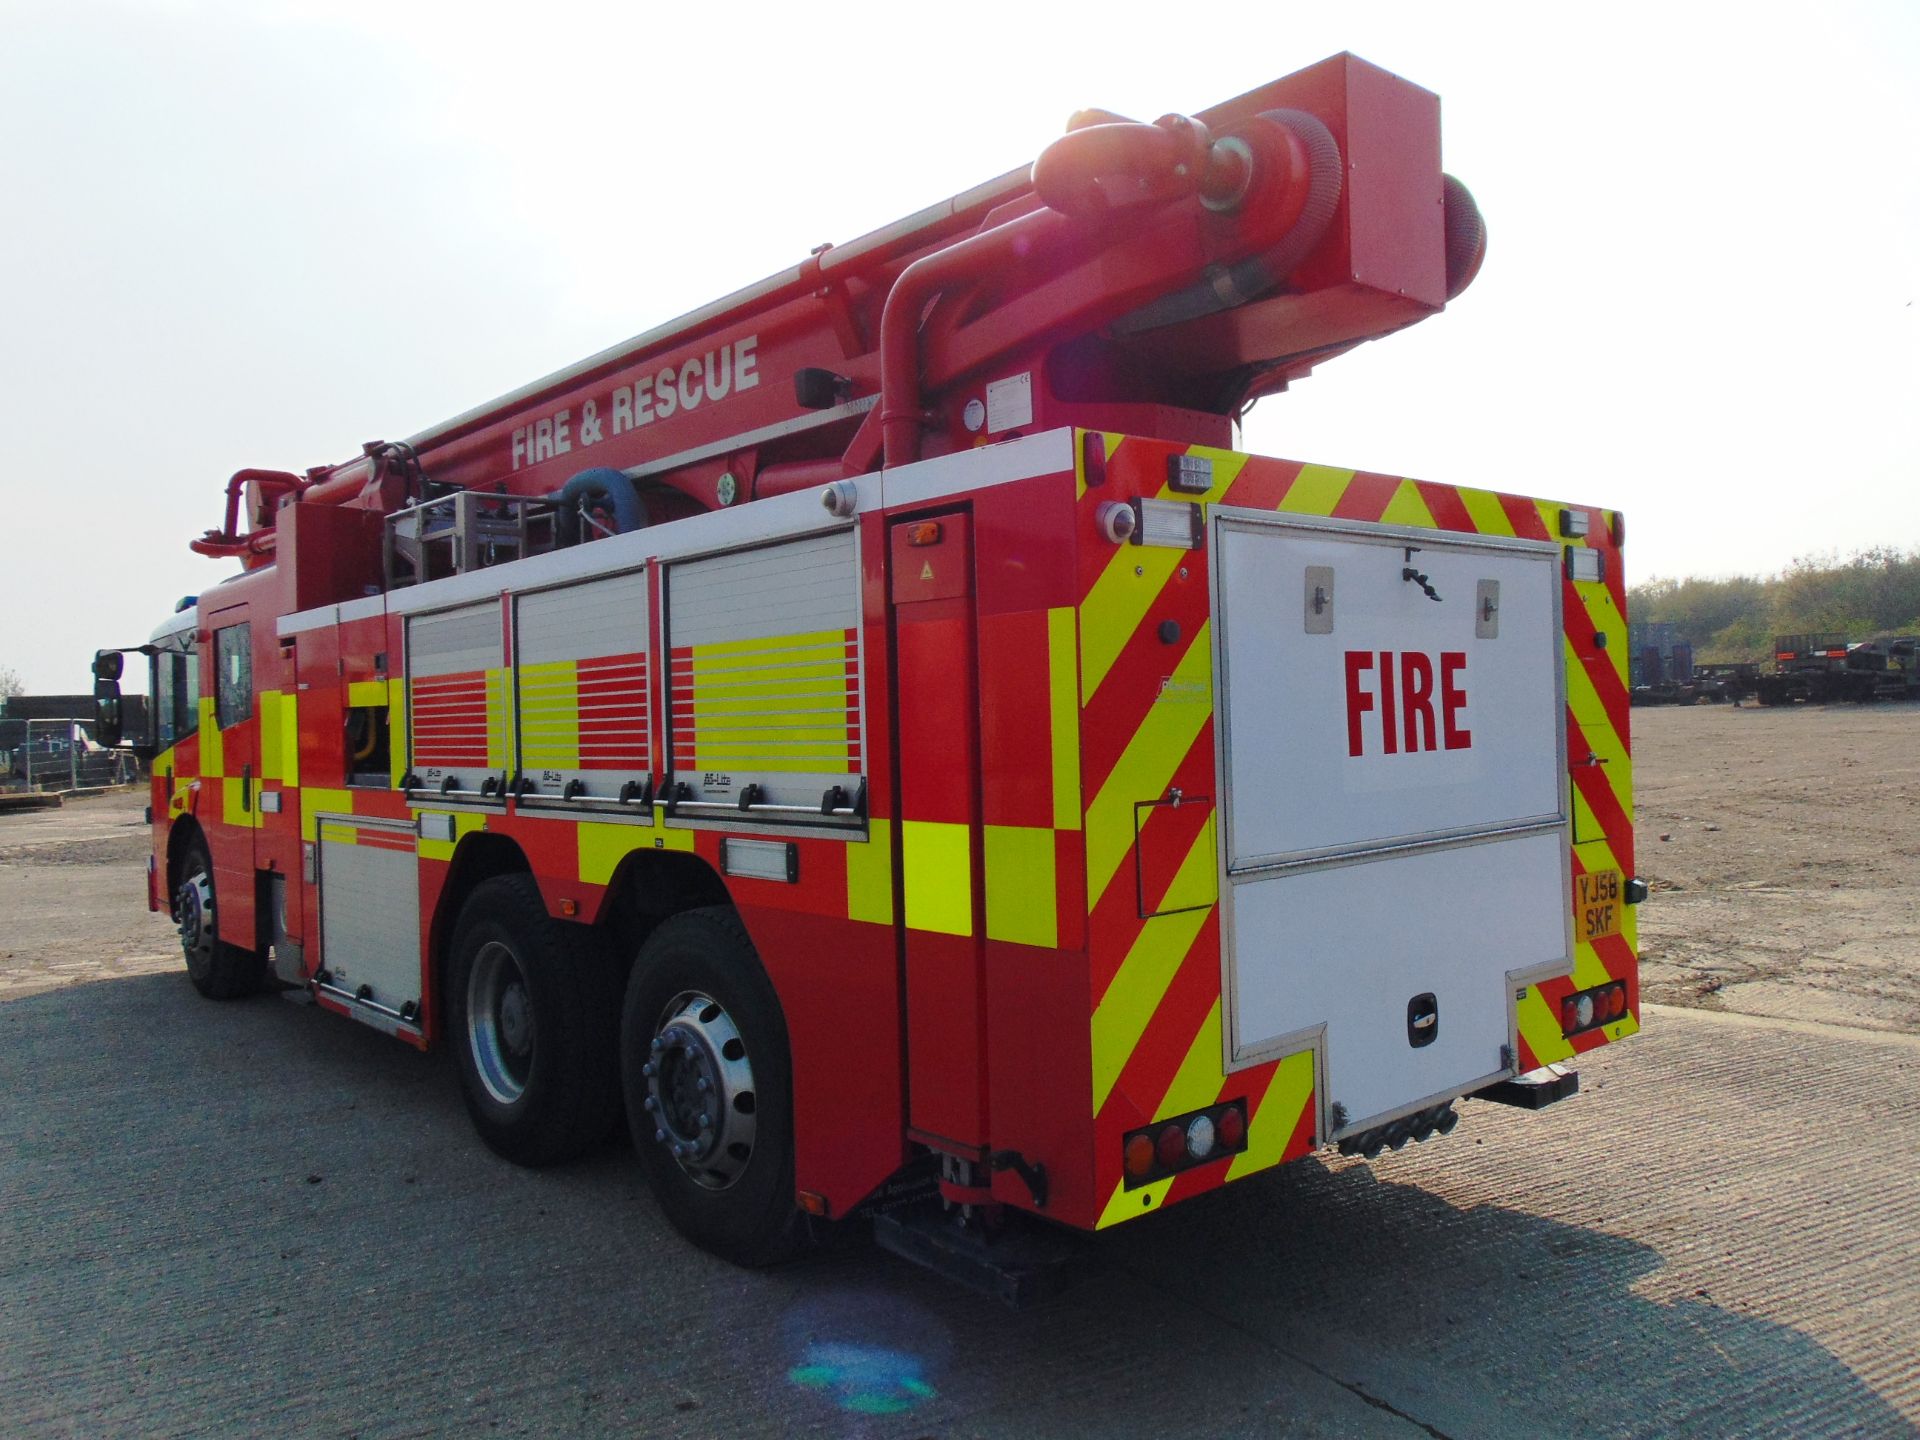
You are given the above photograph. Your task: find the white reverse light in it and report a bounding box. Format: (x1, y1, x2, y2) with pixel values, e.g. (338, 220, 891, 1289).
(1185, 1113, 1216, 1160)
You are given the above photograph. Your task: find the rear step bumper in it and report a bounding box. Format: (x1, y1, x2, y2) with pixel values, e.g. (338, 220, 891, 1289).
(1474, 1063, 1580, 1110)
(873, 1204, 1084, 1309)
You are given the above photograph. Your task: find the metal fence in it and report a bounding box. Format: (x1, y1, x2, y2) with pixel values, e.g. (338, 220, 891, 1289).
(0, 717, 141, 793)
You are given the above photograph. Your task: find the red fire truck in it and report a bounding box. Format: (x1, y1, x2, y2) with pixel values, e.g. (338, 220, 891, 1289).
(97, 54, 1640, 1299)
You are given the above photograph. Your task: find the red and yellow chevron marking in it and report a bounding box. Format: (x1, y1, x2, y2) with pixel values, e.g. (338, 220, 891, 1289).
(1073, 431, 1637, 1227)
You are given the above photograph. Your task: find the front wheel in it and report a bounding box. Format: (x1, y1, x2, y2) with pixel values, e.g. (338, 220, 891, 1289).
(448, 874, 622, 1167)
(175, 839, 264, 999)
(621, 907, 801, 1267)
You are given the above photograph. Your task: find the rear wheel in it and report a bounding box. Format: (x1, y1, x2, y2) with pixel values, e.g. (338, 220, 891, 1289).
(621, 906, 801, 1267)
(448, 874, 622, 1167)
(175, 838, 264, 999)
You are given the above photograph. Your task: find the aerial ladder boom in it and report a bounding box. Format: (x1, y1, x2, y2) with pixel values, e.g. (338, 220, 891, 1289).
(191, 53, 1484, 560)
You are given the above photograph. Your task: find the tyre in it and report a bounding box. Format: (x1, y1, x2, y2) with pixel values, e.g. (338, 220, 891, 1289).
(621, 906, 801, 1267)
(448, 874, 622, 1167)
(175, 838, 265, 999)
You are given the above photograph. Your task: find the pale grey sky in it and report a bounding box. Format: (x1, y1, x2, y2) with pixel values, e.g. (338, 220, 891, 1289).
(3, 0, 1915, 694)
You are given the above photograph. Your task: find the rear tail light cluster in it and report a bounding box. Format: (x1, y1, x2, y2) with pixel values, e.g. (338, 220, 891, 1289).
(1560, 981, 1629, 1036)
(1122, 1100, 1247, 1189)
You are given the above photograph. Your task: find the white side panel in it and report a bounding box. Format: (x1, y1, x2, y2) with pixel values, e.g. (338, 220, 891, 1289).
(407, 603, 501, 678)
(515, 567, 649, 662)
(667, 530, 856, 645)
(1215, 514, 1561, 870)
(317, 821, 422, 1012)
(1228, 830, 1566, 1127)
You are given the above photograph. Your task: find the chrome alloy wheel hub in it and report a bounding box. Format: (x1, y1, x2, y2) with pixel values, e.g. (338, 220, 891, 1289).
(176, 874, 213, 951)
(467, 941, 534, 1105)
(641, 991, 758, 1190)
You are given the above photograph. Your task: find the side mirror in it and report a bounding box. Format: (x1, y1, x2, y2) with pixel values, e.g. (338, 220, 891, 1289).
(93, 678, 124, 748)
(92, 650, 124, 682)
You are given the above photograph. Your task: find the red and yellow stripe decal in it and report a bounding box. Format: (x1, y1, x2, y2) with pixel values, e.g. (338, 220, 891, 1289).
(1075, 432, 1636, 1226)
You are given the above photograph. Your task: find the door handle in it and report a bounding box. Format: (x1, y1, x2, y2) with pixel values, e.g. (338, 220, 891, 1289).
(243, 763, 252, 812)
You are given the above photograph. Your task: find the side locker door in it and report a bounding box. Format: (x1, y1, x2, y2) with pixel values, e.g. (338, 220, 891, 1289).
(205, 606, 259, 952)
(887, 514, 989, 1155)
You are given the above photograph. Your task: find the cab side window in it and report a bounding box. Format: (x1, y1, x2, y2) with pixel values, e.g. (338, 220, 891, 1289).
(154, 640, 201, 748)
(215, 623, 252, 729)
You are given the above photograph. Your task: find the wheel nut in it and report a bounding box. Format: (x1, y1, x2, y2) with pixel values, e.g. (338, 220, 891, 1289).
(642, 1096, 658, 1112)
(650, 1037, 665, 1053)
(698, 1114, 712, 1131)
(653, 1128, 666, 1143)
(641, 1062, 656, 1078)
(696, 1077, 711, 1092)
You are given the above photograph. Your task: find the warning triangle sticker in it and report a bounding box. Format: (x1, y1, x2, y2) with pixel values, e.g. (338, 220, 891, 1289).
(920, 562, 935, 580)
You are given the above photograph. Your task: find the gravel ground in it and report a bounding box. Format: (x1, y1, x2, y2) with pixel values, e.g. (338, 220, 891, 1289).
(1634, 703, 1920, 1034)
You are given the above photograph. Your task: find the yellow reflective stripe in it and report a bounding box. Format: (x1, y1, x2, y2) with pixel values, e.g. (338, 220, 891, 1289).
(1047, 607, 1081, 831)
(257, 690, 300, 786)
(1098, 1171, 1173, 1227)
(687, 663, 849, 690)
(198, 696, 223, 778)
(846, 819, 894, 925)
(259, 691, 282, 782)
(1084, 622, 1213, 912)
(1457, 487, 1515, 537)
(1563, 639, 1632, 821)
(316, 818, 358, 845)
(902, 820, 972, 936)
(685, 684, 847, 711)
(347, 680, 389, 709)
(221, 777, 260, 829)
(576, 817, 694, 885)
(300, 789, 354, 842)
(416, 808, 487, 863)
(1090, 823, 1216, 1114)
(1277, 464, 1354, 517)
(1518, 989, 1574, 1066)
(1156, 998, 1225, 1120)
(519, 659, 581, 770)
(681, 630, 855, 772)
(1079, 546, 1182, 704)
(1378, 479, 1438, 529)
(1226, 1050, 1316, 1179)
(279, 689, 299, 786)
(389, 680, 407, 787)
(1567, 568, 1630, 692)
(485, 667, 513, 771)
(687, 629, 847, 664)
(983, 825, 1056, 948)
(1157, 810, 1218, 912)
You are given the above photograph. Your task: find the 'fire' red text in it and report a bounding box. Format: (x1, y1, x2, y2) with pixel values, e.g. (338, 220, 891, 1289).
(1344, 650, 1471, 757)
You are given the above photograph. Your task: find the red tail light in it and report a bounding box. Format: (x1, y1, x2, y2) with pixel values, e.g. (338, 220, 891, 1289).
(1154, 1124, 1186, 1169)
(1123, 1100, 1250, 1189)
(1215, 1105, 1247, 1151)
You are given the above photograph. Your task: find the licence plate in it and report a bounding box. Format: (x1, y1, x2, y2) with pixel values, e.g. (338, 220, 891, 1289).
(1577, 868, 1623, 942)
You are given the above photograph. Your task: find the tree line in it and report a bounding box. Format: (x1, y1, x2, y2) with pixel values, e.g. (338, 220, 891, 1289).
(1629, 548, 1920, 661)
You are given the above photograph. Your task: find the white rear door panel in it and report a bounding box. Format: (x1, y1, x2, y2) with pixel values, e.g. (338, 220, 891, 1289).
(1211, 509, 1571, 1135)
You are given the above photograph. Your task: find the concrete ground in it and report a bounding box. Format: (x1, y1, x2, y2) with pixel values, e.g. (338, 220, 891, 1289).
(1, 793, 1916, 1437)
